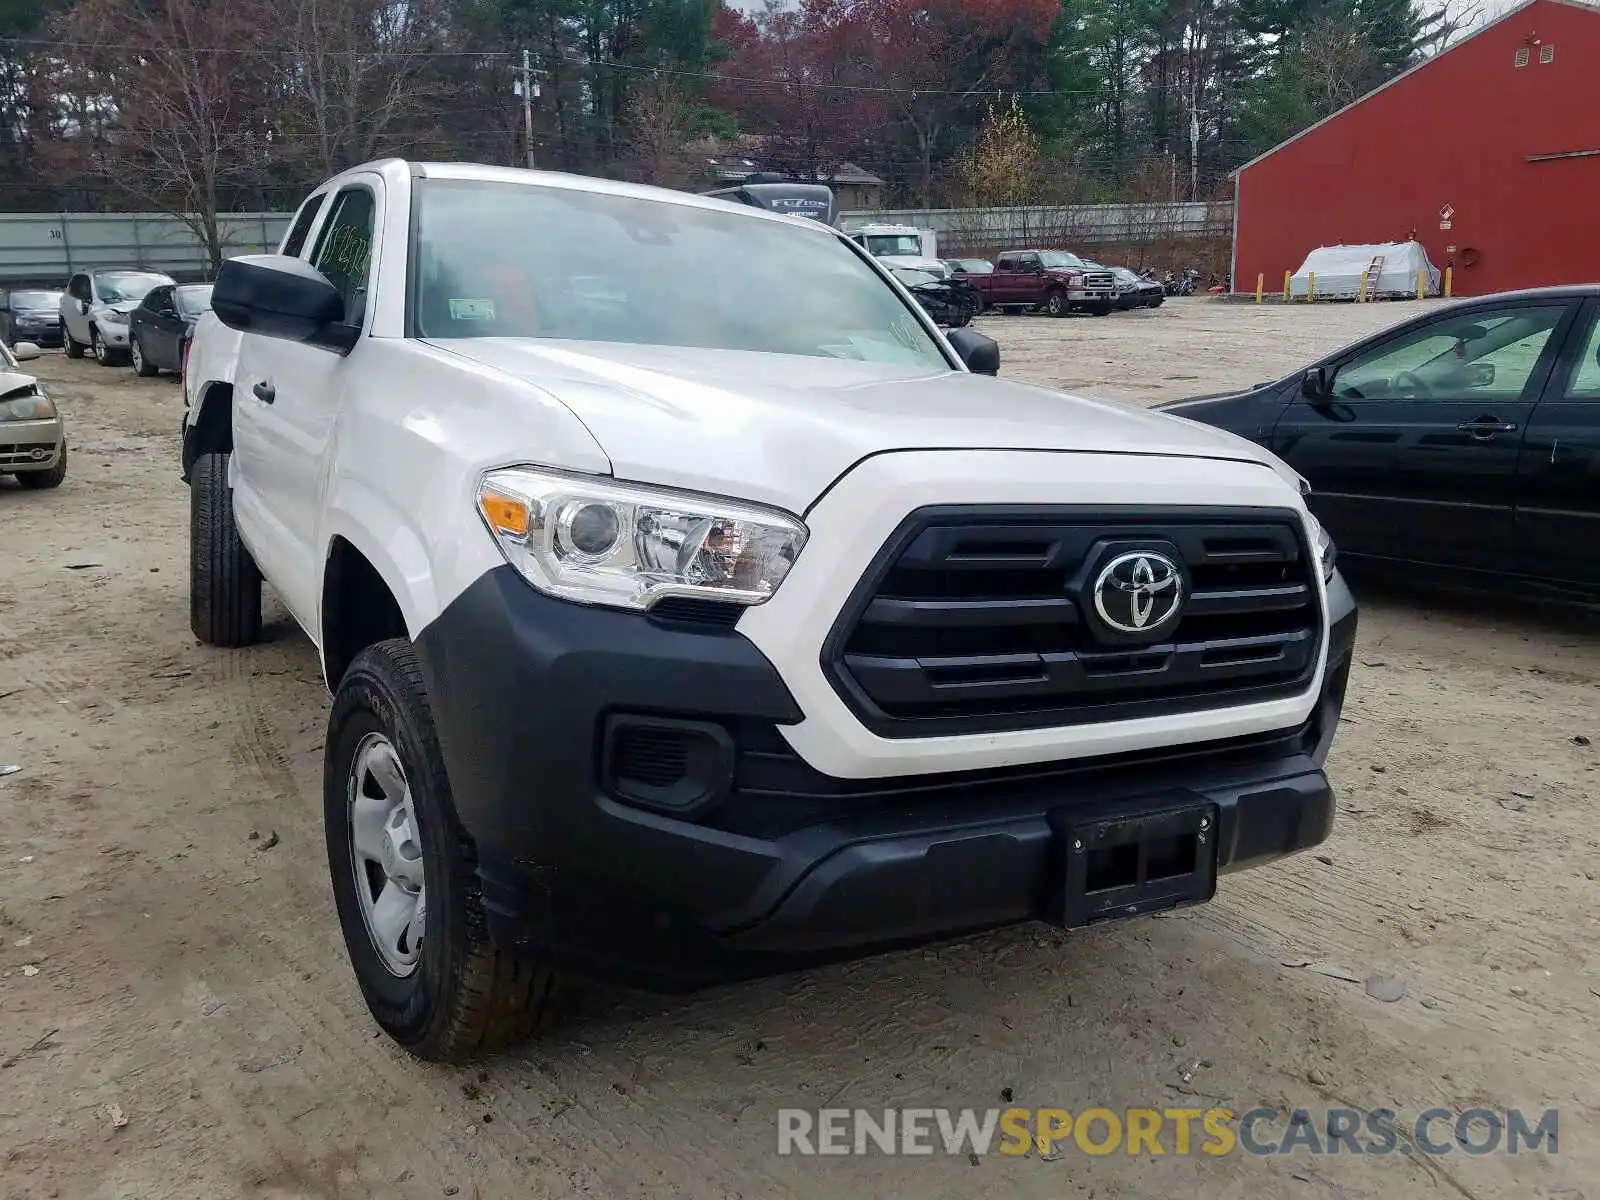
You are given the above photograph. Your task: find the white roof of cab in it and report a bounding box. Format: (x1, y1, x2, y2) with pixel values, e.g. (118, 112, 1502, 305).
(318, 158, 843, 237)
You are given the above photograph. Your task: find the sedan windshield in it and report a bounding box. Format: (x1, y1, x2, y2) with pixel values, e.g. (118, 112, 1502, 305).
(95, 271, 172, 303)
(1040, 252, 1087, 269)
(10, 290, 60, 311)
(175, 285, 214, 317)
(411, 180, 947, 368)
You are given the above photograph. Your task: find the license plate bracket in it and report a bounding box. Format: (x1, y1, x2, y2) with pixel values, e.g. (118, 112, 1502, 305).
(1054, 801, 1218, 928)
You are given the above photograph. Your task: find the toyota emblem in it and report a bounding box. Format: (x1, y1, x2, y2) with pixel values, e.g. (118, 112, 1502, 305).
(1092, 551, 1185, 635)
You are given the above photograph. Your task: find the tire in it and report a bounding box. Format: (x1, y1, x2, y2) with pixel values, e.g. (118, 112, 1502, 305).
(1044, 288, 1068, 318)
(326, 639, 559, 1062)
(91, 328, 114, 366)
(1089, 303, 1112, 317)
(17, 444, 66, 490)
(189, 451, 262, 647)
(132, 336, 159, 377)
(65, 331, 85, 359)
(970, 293, 985, 317)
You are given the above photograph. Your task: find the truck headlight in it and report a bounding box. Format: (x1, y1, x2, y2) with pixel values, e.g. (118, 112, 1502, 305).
(0, 391, 56, 422)
(476, 467, 808, 611)
(1306, 512, 1336, 584)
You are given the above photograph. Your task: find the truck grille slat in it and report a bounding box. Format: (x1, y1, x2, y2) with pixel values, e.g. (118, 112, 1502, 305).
(824, 507, 1323, 737)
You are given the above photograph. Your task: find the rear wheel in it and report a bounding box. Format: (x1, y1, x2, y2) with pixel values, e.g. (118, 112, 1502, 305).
(65, 331, 85, 359)
(189, 451, 262, 647)
(326, 639, 560, 1062)
(132, 336, 159, 377)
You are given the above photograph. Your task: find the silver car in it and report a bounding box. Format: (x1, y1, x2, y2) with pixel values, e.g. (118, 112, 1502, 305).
(60, 268, 176, 366)
(0, 339, 66, 489)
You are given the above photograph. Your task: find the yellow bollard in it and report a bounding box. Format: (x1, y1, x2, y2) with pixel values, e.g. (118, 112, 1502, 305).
(1308, 272, 1316, 303)
(1444, 266, 1453, 298)
(1417, 267, 1426, 300)
(1283, 270, 1291, 302)
(1255, 273, 1264, 303)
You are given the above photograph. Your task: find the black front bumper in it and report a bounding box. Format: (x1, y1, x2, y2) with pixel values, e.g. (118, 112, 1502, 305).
(415, 566, 1357, 991)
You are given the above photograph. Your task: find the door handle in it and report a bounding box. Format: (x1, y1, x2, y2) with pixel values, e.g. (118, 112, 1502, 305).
(252, 380, 276, 405)
(1456, 416, 1517, 439)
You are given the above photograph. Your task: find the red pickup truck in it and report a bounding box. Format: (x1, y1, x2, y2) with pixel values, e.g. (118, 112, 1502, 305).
(963, 250, 1118, 317)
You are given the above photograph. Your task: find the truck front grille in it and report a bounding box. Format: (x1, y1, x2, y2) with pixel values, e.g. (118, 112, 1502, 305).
(1083, 271, 1116, 292)
(824, 506, 1322, 737)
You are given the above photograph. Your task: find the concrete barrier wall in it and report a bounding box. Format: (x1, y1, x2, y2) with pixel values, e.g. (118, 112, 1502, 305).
(0, 212, 294, 285)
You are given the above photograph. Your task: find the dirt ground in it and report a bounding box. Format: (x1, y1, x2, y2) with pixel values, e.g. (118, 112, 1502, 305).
(2, 298, 1597, 1200)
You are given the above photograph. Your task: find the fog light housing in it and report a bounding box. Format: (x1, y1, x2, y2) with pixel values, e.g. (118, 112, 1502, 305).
(601, 715, 735, 817)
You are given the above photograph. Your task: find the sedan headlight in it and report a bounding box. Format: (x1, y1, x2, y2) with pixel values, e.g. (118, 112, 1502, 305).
(98, 310, 128, 328)
(476, 467, 808, 611)
(0, 391, 56, 422)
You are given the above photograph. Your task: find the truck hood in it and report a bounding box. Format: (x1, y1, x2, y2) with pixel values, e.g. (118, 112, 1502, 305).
(426, 337, 1291, 513)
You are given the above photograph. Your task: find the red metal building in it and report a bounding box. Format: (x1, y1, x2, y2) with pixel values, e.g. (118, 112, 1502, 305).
(1231, 0, 1600, 298)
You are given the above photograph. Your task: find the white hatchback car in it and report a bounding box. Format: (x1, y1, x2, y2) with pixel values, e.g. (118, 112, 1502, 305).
(60, 268, 175, 365)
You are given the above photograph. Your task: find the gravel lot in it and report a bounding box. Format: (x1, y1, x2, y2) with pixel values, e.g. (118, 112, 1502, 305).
(2, 298, 1596, 1199)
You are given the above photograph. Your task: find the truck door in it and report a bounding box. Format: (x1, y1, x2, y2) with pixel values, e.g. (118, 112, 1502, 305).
(1515, 297, 1600, 588)
(231, 180, 381, 631)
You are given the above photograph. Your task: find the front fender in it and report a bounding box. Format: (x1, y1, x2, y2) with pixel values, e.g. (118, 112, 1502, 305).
(318, 484, 439, 648)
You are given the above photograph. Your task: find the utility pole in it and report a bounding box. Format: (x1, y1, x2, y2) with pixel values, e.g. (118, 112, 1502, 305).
(521, 49, 536, 169)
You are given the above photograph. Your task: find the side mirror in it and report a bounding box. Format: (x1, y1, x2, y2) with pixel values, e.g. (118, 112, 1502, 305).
(1466, 362, 1496, 388)
(212, 254, 353, 351)
(12, 341, 41, 361)
(947, 327, 1000, 376)
(1301, 366, 1330, 400)
(78, 299, 90, 315)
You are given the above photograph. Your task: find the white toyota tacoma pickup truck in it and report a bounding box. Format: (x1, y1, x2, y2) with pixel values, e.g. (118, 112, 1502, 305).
(182, 160, 1356, 1063)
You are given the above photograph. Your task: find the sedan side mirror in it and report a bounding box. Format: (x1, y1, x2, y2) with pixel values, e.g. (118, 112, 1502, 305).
(12, 341, 41, 362)
(212, 254, 354, 352)
(1301, 366, 1330, 400)
(947, 327, 1000, 376)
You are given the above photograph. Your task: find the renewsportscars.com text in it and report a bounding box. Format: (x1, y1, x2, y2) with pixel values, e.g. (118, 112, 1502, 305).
(776, 1106, 1558, 1158)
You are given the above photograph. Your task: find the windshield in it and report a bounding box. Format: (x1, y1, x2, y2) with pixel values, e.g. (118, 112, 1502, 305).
(175, 285, 214, 317)
(862, 234, 925, 257)
(10, 290, 60, 311)
(411, 180, 947, 369)
(1040, 252, 1086, 270)
(950, 259, 992, 275)
(94, 271, 172, 303)
(891, 268, 939, 288)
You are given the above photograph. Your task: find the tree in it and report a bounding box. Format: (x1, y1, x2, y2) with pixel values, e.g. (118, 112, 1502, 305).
(50, 0, 272, 269)
(270, 0, 457, 179)
(620, 75, 705, 186)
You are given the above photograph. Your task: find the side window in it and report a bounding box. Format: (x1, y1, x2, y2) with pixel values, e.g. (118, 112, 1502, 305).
(1331, 305, 1566, 401)
(996, 255, 1016, 270)
(69, 275, 89, 301)
(1018, 253, 1040, 272)
(145, 285, 171, 312)
(281, 193, 325, 259)
(310, 187, 376, 330)
(1562, 311, 1600, 398)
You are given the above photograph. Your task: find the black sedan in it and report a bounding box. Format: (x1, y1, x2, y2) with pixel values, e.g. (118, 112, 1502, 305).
(889, 266, 980, 328)
(1, 289, 65, 348)
(1111, 267, 1164, 309)
(1160, 285, 1600, 600)
(129, 282, 213, 376)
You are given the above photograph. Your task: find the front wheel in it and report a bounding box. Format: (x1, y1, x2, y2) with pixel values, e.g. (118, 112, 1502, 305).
(91, 328, 117, 366)
(64, 331, 86, 359)
(326, 639, 560, 1062)
(189, 451, 262, 646)
(1044, 288, 1068, 318)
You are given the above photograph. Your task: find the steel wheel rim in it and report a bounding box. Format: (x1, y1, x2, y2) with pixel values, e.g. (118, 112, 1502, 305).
(93, 332, 106, 362)
(348, 732, 426, 977)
